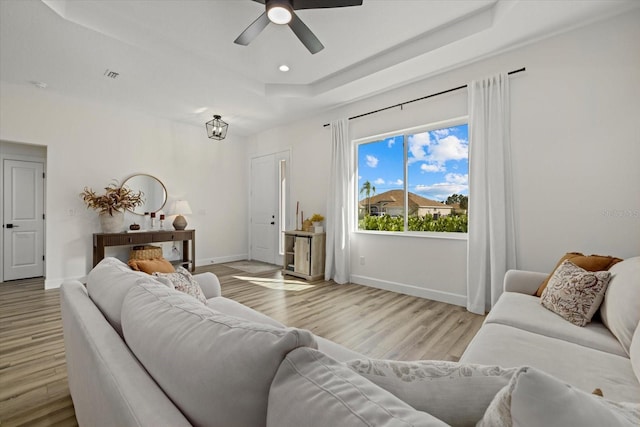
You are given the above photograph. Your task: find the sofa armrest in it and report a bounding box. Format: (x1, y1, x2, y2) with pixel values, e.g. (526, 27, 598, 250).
(194, 272, 221, 298)
(503, 269, 548, 295)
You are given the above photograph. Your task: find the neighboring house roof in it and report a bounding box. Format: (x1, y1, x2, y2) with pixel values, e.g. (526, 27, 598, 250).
(360, 190, 449, 209)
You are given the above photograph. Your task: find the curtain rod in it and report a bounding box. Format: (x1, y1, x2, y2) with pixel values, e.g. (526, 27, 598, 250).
(322, 67, 526, 128)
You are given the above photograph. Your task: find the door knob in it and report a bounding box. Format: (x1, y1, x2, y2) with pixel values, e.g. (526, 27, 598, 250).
(5, 224, 18, 228)
(270, 221, 275, 225)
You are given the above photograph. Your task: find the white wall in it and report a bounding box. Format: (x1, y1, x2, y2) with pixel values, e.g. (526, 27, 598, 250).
(0, 85, 249, 287)
(247, 10, 640, 305)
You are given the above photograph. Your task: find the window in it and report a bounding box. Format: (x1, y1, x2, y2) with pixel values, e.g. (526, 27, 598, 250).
(356, 118, 468, 233)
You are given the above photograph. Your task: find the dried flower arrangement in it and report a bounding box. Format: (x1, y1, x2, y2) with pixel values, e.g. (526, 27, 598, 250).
(80, 181, 144, 216)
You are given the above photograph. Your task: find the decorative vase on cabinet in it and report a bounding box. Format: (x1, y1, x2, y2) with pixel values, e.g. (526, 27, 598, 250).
(99, 211, 124, 233)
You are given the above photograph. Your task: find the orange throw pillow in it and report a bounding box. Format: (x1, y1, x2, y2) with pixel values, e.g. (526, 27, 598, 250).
(128, 258, 176, 274)
(535, 252, 622, 296)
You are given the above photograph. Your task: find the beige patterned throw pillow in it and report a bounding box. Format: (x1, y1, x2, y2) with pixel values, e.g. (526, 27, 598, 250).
(540, 260, 611, 326)
(154, 266, 206, 303)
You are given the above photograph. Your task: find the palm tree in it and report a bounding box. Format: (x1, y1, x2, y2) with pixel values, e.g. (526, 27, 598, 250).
(360, 180, 376, 215)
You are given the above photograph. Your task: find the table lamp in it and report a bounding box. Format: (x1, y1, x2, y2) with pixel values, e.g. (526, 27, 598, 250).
(172, 200, 192, 230)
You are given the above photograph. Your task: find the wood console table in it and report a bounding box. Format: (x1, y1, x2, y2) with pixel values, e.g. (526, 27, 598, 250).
(93, 229, 195, 271)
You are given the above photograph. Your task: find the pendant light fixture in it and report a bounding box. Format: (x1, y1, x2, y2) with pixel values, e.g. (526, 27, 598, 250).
(206, 114, 229, 140)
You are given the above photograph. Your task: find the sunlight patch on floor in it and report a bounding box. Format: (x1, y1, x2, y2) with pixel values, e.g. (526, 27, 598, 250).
(232, 275, 316, 291)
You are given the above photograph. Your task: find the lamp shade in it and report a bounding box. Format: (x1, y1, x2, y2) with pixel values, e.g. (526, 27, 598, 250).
(206, 114, 229, 140)
(172, 200, 192, 215)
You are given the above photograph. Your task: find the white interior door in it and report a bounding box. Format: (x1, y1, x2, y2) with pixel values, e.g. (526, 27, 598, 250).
(3, 160, 45, 281)
(250, 154, 277, 264)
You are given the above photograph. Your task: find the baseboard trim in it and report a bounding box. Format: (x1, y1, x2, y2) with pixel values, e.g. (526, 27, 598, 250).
(350, 274, 467, 307)
(197, 254, 248, 266)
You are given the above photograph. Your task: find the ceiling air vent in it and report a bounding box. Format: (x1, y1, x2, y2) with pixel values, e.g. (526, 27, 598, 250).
(104, 69, 119, 79)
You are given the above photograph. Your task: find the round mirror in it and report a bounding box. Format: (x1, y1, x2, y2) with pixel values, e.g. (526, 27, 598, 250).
(122, 174, 167, 215)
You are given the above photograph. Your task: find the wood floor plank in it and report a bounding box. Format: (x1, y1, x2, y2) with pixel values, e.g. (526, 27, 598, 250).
(0, 263, 484, 425)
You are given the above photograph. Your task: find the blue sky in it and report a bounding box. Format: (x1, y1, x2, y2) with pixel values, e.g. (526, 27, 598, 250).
(358, 124, 468, 202)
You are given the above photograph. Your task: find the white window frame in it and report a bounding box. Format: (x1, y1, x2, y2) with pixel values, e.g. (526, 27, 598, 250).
(354, 116, 469, 240)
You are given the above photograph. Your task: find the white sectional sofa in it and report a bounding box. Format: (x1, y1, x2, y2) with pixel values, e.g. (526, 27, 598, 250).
(461, 256, 640, 403)
(61, 258, 447, 427)
(61, 256, 640, 426)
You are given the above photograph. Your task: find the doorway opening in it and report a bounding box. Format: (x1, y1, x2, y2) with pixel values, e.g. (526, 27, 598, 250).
(1, 141, 47, 282)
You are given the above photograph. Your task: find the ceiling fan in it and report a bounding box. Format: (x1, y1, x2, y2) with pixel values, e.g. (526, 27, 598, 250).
(234, 0, 363, 54)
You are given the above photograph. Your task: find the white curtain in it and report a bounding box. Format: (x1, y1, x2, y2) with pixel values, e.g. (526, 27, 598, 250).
(467, 73, 517, 315)
(325, 119, 353, 284)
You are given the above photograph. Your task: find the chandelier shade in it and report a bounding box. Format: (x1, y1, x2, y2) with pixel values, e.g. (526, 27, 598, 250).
(206, 115, 229, 140)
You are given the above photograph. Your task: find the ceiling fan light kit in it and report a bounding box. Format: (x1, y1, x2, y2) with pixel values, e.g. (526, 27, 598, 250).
(267, 0, 293, 24)
(234, 0, 363, 54)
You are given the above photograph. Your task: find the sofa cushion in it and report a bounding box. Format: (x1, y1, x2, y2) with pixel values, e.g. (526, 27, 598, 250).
(60, 281, 192, 427)
(485, 292, 626, 356)
(460, 323, 640, 403)
(87, 257, 166, 336)
(478, 367, 640, 427)
(536, 252, 622, 296)
(600, 256, 640, 356)
(154, 266, 206, 303)
(267, 347, 448, 427)
(347, 358, 517, 427)
(128, 257, 175, 274)
(121, 282, 317, 427)
(207, 296, 286, 327)
(540, 260, 611, 327)
(206, 296, 365, 362)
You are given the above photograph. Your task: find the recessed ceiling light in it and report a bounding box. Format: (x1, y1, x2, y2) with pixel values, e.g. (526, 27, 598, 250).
(279, 64, 290, 72)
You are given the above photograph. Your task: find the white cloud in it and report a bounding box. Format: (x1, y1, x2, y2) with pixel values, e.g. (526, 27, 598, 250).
(444, 173, 468, 185)
(366, 155, 378, 168)
(392, 179, 403, 186)
(374, 178, 385, 185)
(407, 132, 430, 163)
(432, 128, 450, 137)
(427, 135, 468, 164)
(421, 163, 445, 173)
(414, 172, 468, 200)
(409, 132, 467, 172)
(388, 139, 395, 148)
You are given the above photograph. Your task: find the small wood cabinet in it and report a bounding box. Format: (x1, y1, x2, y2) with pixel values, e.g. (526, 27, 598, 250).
(93, 229, 195, 271)
(283, 231, 325, 281)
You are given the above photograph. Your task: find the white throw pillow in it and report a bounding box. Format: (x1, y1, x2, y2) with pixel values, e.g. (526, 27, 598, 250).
(347, 358, 517, 427)
(477, 366, 640, 427)
(600, 256, 640, 355)
(540, 260, 611, 326)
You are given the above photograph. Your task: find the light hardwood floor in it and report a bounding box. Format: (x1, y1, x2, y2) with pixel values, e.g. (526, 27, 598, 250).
(0, 263, 484, 426)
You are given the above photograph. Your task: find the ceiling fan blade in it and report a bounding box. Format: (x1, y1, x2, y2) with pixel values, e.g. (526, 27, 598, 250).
(288, 12, 324, 54)
(292, 0, 363, 10)
(234, 12, 270, 46)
